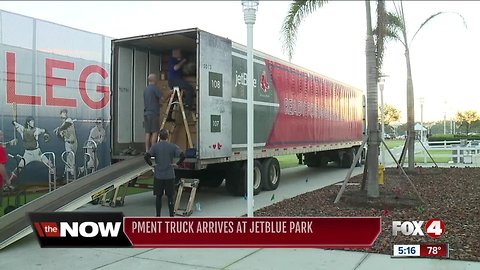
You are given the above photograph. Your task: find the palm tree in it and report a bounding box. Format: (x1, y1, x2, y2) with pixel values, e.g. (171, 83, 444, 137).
(281, 0, 387, 198)
(384, 1, 467, 170)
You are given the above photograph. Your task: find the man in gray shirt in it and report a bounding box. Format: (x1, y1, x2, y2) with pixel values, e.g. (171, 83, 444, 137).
(144, 129, 185, 217)
(144, 74, 162, 152)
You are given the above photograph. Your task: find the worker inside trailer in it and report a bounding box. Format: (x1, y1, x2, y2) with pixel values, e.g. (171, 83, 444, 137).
(167, 49, 194, 111)
(144, 73, 162, 152)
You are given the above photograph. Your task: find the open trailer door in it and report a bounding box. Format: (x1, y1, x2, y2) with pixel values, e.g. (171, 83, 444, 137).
(197, 30, 233, 160)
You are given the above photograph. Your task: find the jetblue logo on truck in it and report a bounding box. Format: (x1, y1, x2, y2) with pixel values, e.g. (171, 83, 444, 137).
(29, 212, 131, 247)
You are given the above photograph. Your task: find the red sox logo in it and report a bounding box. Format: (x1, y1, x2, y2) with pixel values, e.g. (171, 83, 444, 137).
(261, 71, 269, 92)
(212, 142, 222, 150)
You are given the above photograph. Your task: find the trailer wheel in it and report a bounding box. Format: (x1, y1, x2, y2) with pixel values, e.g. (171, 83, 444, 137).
(304, 153, 320, 167)
(262, 158, 280, 191)
(226, 163, 242, 196)
(341, 149, 354, 168)
(199, 170, 225, 188)
(252, 161, 263, 194)
(319, 155, 329, 167)
(304, 153, 329, 168)
(225, 161, 262, 196)
(353, 148, 362, 167)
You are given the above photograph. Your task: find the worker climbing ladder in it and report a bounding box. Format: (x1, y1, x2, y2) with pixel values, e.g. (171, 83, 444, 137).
(174, 178, 199, 216)
(160, 86, 194, 149)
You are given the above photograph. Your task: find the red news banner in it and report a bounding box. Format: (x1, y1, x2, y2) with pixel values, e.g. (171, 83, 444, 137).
(123, 217, 381, 248)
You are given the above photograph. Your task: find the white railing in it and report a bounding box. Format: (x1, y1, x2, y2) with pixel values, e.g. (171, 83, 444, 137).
(419, 140, 480, 165)
(427, 140, 462, 149)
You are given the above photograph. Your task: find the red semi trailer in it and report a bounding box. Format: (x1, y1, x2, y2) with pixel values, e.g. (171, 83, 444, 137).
(111, 28, 365, 196)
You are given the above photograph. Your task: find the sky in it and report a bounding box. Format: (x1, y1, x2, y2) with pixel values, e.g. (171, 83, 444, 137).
(0, 1, 478, 123)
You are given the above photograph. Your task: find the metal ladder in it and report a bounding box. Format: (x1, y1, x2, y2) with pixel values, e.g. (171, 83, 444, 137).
(174, 178, 200, 216)
(41, 152, 56, 192)
(61, 150, 76, 184)
(82, 139, 98, 176)
(160, 86, 194, 149)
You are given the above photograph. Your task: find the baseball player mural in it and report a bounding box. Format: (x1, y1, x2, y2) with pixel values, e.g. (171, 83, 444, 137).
(54, 109, 78, 177)
(12, 116, 50, 166)
(85, 118, 106, 171)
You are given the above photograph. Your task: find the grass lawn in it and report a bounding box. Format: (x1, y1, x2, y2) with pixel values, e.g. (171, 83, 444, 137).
(383, 139, 405, 149)
(414, 149, 453, 163)
(112, 177, 154, 197)
(276, 155, 301, 169)
(1, 191, 45, 213)
(0, 177, 154, 217)
(0, 156, 302, 217)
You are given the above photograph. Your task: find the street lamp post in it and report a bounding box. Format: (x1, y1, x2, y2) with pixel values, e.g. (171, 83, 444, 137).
(443, 112, 447, 135)
(419, 97, 424, 142)
(242, 0, 258, 217)
(453, 117, 456, 134)
(378, 77, 386, 166)
(443, 100, 447, 135)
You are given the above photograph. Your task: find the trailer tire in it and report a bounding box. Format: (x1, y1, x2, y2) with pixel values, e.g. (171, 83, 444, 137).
(353, 148, 362, 167)
(225, 161, 262, 196)
(341, 149, 354, 168)
(262, 158, 280, 191)
(199, 170, 225, 188)
(304, 153, 320, 167)
(252, 160, 263, 195)
(319, 155, 329, 167)
(304, 153, 329, 168)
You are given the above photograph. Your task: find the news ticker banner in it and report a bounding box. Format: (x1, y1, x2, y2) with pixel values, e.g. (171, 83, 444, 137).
(392, 244, 449, 258)
(29, 212, 381, 248)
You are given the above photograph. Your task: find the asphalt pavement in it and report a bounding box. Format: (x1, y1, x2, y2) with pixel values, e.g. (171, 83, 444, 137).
(1, 165, 479, 270)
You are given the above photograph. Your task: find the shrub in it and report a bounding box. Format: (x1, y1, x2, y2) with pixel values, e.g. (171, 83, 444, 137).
(428, 134, 480, 141)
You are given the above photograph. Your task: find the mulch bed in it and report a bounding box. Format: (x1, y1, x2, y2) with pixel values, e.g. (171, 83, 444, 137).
(256, 167, 480, 261)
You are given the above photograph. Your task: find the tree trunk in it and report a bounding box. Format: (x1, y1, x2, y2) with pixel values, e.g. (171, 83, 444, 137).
(405, 48, 415, 170)
(365, 0, 379, 198)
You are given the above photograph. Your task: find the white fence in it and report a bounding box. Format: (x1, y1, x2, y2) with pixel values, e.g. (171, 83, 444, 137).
(419, 140, 480, 165)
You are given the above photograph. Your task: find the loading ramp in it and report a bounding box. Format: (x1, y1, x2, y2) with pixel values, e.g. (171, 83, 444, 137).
(0, 156, 152, 250)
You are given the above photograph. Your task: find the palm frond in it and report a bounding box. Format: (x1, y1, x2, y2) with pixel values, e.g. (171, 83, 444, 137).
(386, 11, 404, 30)
(385, 11, 406, 46)
(281, 0, 328, 61)
(411, 11, 468, 42)
(384, 28, 401, 43)
(376, 0, 387, 79)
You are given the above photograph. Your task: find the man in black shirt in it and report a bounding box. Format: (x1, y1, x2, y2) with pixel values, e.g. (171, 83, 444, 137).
(144, 129, 185, 217)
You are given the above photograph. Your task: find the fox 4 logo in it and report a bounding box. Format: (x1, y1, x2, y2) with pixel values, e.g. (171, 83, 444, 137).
(392, 218, 445, 238)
